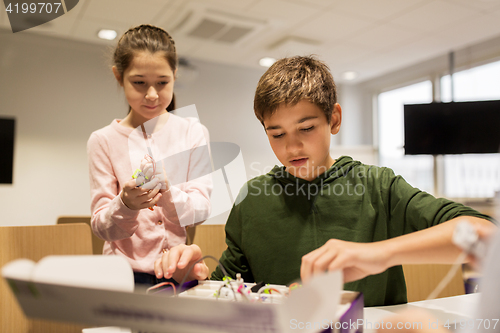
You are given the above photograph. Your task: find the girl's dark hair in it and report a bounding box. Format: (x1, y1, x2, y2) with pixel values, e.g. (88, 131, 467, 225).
(113, 24, 177, 112)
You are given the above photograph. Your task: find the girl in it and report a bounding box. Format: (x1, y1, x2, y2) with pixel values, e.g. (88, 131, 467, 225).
(87, 24, 211, 288)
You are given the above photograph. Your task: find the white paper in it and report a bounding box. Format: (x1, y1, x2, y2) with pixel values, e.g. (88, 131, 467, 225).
(278, 271, 342, 333)
(31, 255, 134, 292)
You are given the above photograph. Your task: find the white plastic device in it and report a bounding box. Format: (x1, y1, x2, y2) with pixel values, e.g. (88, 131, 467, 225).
(452, 220, 487, 261)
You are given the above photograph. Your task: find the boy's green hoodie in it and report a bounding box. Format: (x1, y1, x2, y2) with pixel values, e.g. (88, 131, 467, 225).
(212, 156, 491, 306)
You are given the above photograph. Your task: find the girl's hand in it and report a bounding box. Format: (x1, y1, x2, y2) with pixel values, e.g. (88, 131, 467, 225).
(154, 244, 209, 283)
(140, 157, 156, 181)
(300, 239, 389, 284)
(121, 178, 162, 210)
(140, 157, 169, 192)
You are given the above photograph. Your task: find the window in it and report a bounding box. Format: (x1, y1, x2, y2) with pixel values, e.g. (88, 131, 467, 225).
(441, 60, 500, 198)
(378, 81, 434, 193)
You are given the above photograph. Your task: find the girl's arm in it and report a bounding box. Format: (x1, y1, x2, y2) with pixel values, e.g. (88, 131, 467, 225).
(88, 132, 142, 241)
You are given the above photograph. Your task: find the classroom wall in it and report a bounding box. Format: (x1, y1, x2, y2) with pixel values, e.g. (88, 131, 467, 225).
(174, 58, 277, 180)
(337, 83, 373, 146)
(0, 28, 372, 227)
(0, 29, 126, 227)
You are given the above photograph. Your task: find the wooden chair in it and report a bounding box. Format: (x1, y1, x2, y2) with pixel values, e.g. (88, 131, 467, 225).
(57, 216, 105, 255)
(56, 216, 226, 274)
(186, 224, 227, 275)
(403, 264, 465, 302)
(0, 224, 93, 333)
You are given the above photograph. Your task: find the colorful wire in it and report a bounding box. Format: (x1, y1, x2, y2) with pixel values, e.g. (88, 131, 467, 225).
(146, 281, 176, 294)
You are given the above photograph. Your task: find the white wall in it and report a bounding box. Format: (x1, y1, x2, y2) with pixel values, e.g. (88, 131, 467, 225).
(0, 29, 127, 226)
(174, 58, 278, 180)
(336, 83, 373, 146)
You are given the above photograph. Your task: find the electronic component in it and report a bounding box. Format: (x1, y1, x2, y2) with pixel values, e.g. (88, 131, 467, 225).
(452, 220, 487, 261)
(177, 279, 290, 303)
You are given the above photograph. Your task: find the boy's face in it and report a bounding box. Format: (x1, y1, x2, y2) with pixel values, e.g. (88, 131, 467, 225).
(263, 100, 342, 181)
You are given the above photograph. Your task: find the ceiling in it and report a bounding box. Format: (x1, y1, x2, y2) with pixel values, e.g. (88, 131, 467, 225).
(2, 0, 500, 83)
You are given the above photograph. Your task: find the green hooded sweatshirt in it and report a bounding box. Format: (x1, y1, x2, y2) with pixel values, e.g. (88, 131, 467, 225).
(211, 156, 492, 306)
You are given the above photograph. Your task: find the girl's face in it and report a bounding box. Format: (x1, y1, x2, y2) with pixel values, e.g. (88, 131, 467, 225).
(115, 51, 176, 122)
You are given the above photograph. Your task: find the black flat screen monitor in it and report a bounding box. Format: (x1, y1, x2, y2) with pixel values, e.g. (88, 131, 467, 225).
(404, 100, 500, 155)
(0, 117, 15, 184)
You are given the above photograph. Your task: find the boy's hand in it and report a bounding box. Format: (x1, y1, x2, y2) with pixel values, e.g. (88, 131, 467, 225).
(121, 178, 162, 210)
(154, 244, 209, 283)
(300, 239, 389, 283)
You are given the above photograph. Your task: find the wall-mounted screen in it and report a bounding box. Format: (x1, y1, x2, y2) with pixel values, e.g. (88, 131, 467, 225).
(404, 100, 500, 155)
(0, 118, 15, 184)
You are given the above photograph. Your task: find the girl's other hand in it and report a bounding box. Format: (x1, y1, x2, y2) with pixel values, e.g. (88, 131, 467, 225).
(121, 178, 162, 210)
(140, 157, 155, 180)
(140, 157, 169, 192)
(154, 244, 209, 283)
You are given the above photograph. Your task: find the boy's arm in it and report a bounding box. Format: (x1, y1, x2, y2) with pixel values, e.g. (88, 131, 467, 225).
(301, 167, 496, 283)
(211, 239, 253, 281)
(382, 169, 496, 265)
(301, 216, 495, 283)
(384, 216, 494, 265)
(211, 203, 254, 282)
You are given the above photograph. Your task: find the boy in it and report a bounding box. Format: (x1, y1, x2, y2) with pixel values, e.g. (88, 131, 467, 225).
(155, 56, 495, 306)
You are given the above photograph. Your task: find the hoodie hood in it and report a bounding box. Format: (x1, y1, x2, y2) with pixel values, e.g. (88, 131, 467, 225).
(268, 156, 362, 186)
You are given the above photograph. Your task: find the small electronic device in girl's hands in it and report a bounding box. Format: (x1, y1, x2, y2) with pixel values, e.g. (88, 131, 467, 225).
(132, 169, 147, 187)
(133, 169, 164, 190)
(132, 155, 164, 210)
(132, 155, 162, 188)
(140, 155, 156, 181)
(135, 155, 155, 184)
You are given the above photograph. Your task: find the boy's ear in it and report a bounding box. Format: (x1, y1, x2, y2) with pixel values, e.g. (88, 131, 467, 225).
(112, 66, 123, 86)
(330, 103, 342, 135)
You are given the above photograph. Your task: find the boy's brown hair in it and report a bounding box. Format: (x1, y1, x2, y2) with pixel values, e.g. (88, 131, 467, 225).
(254, 55, 337, 125)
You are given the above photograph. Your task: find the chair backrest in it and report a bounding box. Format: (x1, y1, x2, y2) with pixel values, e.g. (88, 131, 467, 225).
(57, 216, 105, 255)
(186, 224, 227, 275)
(0, 223, 93, 333)
(56, 216, 226, 273)
(402, 263, 465, 302)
